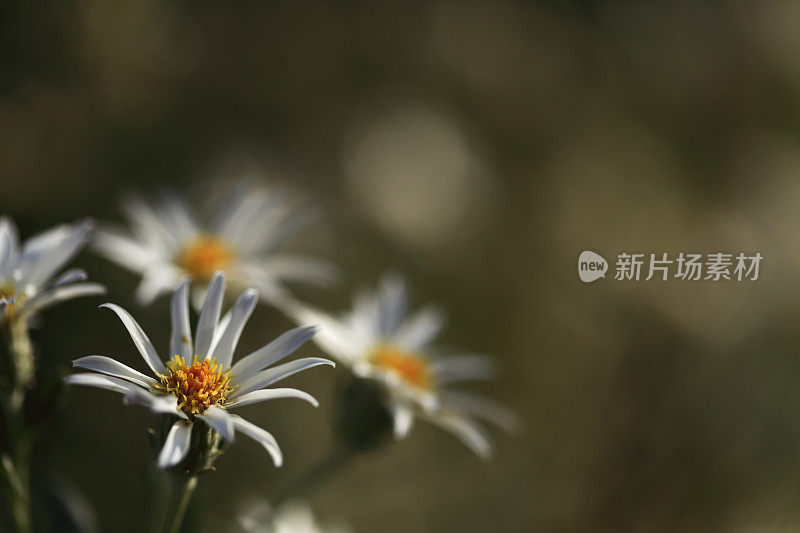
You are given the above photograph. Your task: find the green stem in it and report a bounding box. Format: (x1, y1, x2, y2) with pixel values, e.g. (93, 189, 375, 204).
(1, 451, 31, 533)
(163, 474, 198, 533)
(1, 319, 34, 533)
(271, 445, 353, 507)
(9, 321, 34, 412)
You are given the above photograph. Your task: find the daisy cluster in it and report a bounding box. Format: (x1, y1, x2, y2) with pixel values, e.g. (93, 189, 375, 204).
(0, 178, 516, 532)
(66, 180, 515, 464)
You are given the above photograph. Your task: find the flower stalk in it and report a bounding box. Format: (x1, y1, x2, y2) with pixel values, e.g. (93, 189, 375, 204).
(152, 420, 224, 533)
(271, 377, 393, 506)
(163, 472, 198, 533)
(0, 319, 35, 533)
(270, 445, 353, 509)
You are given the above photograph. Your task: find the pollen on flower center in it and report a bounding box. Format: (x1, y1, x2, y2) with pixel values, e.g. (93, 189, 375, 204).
(0, 282, 18, 318)
(159, 355, 232, 415)
(370, 345, 432, 390)
(180, 235, 233, 281)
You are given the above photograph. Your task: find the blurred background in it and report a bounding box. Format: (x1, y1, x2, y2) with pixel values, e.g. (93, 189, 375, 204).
(3, 1, 800, 531)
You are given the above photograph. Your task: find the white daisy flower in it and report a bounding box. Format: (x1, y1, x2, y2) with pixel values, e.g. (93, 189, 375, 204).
(92, 181, 333, 308)
(285, 274, 518, 459)
(238, 499, 351, 533)
(65, 272, 334, 469)
(0, 215, 105, 322)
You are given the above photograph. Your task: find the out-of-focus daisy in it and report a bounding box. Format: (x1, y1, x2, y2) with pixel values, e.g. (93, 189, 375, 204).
(0, 215, 105, 322)
(93, 181, 333, 308)
(285, 274, 518, 459)
(238, 499, 351, 533)
(65, 272, 334, 469)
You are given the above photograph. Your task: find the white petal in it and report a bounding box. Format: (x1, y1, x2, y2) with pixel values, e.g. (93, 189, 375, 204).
(440, 391, 520, 433)
(255, 204, 316, 254)
(349, 290, 383, 348)
(0, 232, 11, 279)
(432, 354, 496, 384)
(211, 183, 307, 254)
(241, 274, 289, 309)
(64, 373, 144, 396)
(301, 311, 366, 364)
(18, 219, 92, 287)
(210, 180, 265, 242)
(92, 228, 161, 271)
(230, 414, 283, 467)
(100, 303, 165, 375)
(157, 193, 198, 242)
(211, 288, 257, 369)
(208, 308, 231, 358)
(194, 272, 225, 358)
(197, 405, 235, 442)
(376, 273, 408, 338)
(225, 388, 319, 409)
(428, 411, 493, 460)
(229, 325, 317, 381)
(72, 355, 157, 388)
(19, 283, 105, 317)
(121, 194, 181, 250)
(157, 421, 194, 469)
(190, 284, 208, 312)
(50, 268, 88, 288)
(169, 279, 193, 361)
(257, 254, 337, 286)
(231, 358, 334, 399)
(134, 267, 181, 306)
(123, 388, 188, 420)
(392, 405, 415, 439)
(0, 215, 20, 276)
(392, 306, 444, 350)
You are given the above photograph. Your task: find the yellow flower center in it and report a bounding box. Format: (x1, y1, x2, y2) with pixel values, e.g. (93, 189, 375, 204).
(0, 282, 18, 319)
(180, 236, 233, 281)
(159, 355, 233, 416)
(370, 345, 433, 390)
